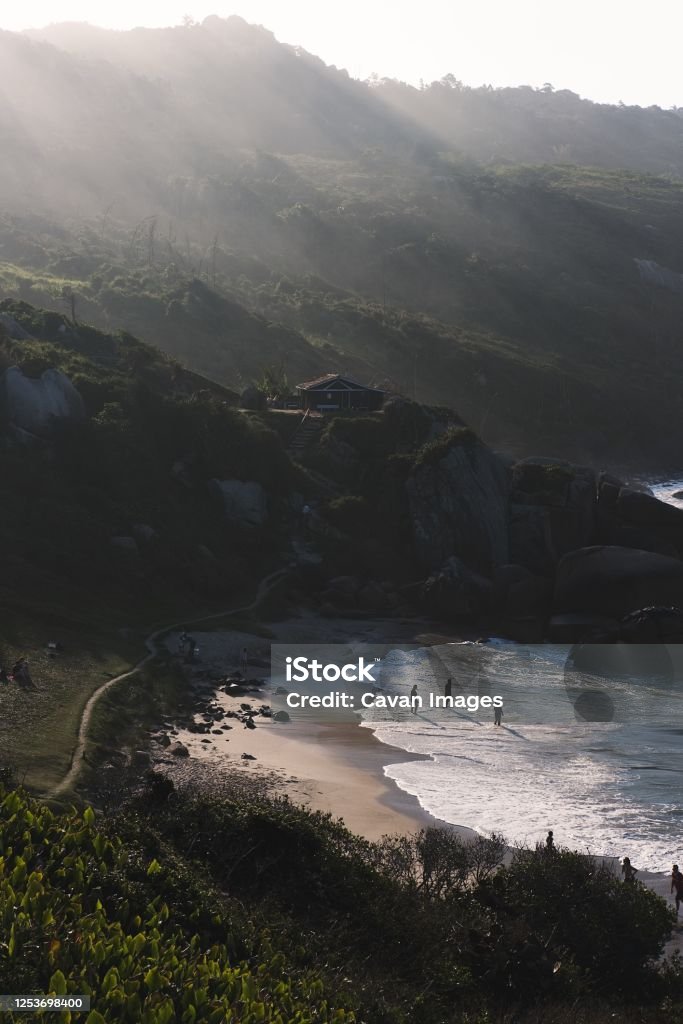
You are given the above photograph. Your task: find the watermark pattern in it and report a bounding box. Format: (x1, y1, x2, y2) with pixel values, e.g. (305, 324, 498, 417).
(271, 642, 683, 725)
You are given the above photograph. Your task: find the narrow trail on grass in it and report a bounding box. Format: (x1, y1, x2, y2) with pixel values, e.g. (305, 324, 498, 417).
(50, 567, 289, 799)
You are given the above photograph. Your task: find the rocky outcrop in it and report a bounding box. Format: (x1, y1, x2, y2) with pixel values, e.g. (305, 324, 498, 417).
(509, 459, 597, 574)
(554, 545, 683, 617)
(407, 434, 509, 572)
(597, 476, 683, 557)
(422, 556, 493, 620)
(1, 365, 85, 436)
(493, 563, 552, 617)
(209, 479, 268, 526)
(0, 313, 33, 340)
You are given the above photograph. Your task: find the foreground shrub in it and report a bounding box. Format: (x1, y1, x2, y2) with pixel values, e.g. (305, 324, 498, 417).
(0, 787, 354, 1022)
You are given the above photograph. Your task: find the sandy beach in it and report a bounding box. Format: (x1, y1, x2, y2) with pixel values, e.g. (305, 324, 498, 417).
(159, 612, 470, 840)
(157, 613, 683, 955)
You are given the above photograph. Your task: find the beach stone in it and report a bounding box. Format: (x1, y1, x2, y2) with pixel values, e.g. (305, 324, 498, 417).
(554, 546, 683, 616)
(168, 741, 190, 757)
(241, 752, 257, 760)
(273, 710, 290, 722)
(275, 686, 289, 695)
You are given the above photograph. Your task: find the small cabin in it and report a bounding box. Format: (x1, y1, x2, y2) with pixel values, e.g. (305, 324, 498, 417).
(296, 374, 385, 412)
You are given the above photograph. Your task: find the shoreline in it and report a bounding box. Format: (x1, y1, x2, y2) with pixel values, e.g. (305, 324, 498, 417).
(154, 614, 683, 952)
(155, 611, 476, 840)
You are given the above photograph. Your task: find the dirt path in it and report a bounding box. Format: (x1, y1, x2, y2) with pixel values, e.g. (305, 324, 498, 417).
(49, 568, 288, 798)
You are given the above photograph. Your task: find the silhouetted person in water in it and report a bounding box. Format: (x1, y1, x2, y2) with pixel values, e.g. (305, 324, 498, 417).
(240, 647, 249, 674)
(444, 678, 452, 698)
(494, 706, 503, 726)
(672, 865, 683, 915)
(622, 856, 638, 883)
(546, 830, 555, 853)
(410, 684, 418, 713)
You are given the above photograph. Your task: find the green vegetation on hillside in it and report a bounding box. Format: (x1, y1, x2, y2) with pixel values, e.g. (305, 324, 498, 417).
(2, 17, 683, 464)
(1, 784, 681, 1023)
(0, 300, 300, 791)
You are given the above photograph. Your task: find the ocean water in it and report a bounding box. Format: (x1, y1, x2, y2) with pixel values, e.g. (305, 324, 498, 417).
(360, 641, 683, 872)
(650, 478, 683, 509)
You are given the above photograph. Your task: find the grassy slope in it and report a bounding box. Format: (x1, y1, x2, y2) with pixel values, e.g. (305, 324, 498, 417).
(0, 302, 297, 795)
(3, 160, 683, 465)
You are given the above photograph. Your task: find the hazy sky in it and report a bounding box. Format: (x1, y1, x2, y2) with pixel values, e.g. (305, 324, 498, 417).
(1, 0, 681, 108)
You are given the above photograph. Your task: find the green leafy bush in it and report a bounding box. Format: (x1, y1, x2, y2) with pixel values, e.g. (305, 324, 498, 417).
(0, 787, 355, 1023)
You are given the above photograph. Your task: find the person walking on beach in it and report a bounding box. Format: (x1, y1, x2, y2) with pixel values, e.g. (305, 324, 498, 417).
(410, 684, 418, 713)
(444, 678, 452, 699)
(622, 856, 638, 883)
(672, 864, 683, 915)
(494, 706, 503, 727)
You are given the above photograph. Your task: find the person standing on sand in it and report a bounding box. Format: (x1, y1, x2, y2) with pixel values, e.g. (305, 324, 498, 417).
(240, 646, 249, 675)
(494, 706, 503, 727)
(410, 684, 418, 713)
(445, 678, 452, 699)
(671, 864, 683, 915)
(622, 856, 638, 883)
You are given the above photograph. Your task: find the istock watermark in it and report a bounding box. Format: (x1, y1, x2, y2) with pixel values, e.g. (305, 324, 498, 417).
(270, 641, 683, 726)
(285, 655, 380, 684)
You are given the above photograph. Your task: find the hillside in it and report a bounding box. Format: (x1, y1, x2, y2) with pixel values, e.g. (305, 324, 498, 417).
(2, 17, 683, 467)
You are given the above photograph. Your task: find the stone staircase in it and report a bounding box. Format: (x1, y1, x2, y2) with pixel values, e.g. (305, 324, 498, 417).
(287, 410, 323, 455)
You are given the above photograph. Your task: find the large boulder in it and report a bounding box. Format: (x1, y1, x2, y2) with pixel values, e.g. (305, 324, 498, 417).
(209, 479, 267, 527)
(615, 488, 683, 553)
(555, 546, 683, 616)
(509, 459, 597, 574)
(1, 365, 85, 436)
(358, 581, 390, 613)
(407, 433, 509, 572)
(598, 481, 683, 557)
(422, 556, 493, 620)
(0, 312, 33, 340)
